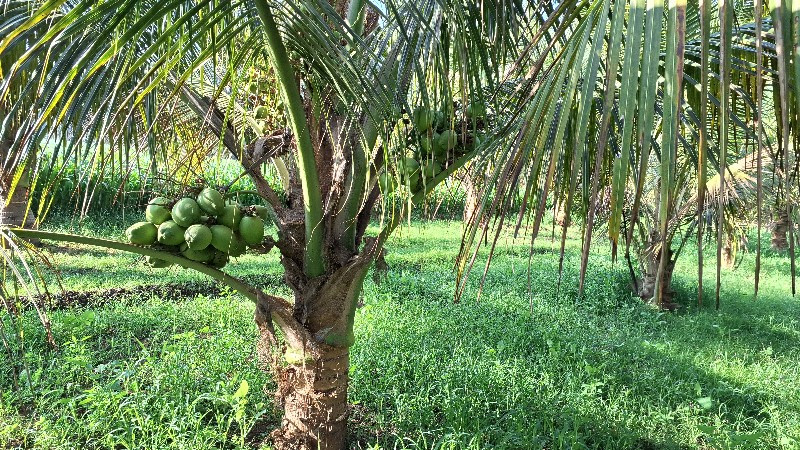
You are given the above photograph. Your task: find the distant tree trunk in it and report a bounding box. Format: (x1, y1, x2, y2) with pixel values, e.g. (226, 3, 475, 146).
(636, 231, 677, 308)
(772, 209, 790, 251)
(722, 236, 735, 268)
(0, 134, 36, 228)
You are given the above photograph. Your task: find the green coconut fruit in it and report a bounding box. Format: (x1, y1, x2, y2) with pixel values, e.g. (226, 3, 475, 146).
(254, 105, 270, 119)
(378, 172, 396, 194)
(229, 234, 248, 257)
(157, 220, 186, 246)
(433, 110, 446, 129)
(248, 81, 259, 95)
(196, 188, 225, 215)
(432, 132, 447, 158)
(421, 161, 441, 180)
(145, 255, 173, 268)
(438, 130, 457, 151)
(419, 133, 434, 155)
(406, 173, 420, 193)
(401, 157, 420, 179)
(180, 243, 216, 262)
(210, 251, 229, 269)
(126, 221, 157, 245)
(184, 224, 213, 250)
(145, 197, 172, 225)
(413, 107, 434, 132)
(219, 204, 243, 229)
(210, 224, 243, 255)
(465, 102, 486, 119)
(239, 216, 265, 246)
(172, 197, 201, 227)
(252, 205, 269, 221)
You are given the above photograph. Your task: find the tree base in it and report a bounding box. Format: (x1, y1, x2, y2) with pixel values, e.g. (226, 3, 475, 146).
(255, 300, 350, 450)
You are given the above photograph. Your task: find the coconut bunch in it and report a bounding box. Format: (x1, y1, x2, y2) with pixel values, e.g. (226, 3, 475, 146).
(125, 187, 268, 269)
(380, 103, 487, 194)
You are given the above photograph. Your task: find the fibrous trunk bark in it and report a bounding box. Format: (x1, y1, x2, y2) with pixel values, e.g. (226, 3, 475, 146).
(636, 232, 677, 309)
(256, 299, 350, 450)
(722, 237, 735, 268)
(772, 209, 790, 251)
(0, 167, 35, 228)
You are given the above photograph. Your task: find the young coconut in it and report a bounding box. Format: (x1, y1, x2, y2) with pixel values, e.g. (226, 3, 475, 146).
(210, 224, 245, 256)
(172, 198, 202, 227)
(239, 216, 265, 246)
(219, 204, 243, 229)
(145, 255, 173, 268)
(210, 251, 229, 269)
(251, 205, 269, 221)
(157, 220, 186, 246)
(126, 222, 157, 245)
(184, 224, 213, 250)
(196, 188, 225, 215)
(180, 243, 216, 262)
(145, 197, 172, 225)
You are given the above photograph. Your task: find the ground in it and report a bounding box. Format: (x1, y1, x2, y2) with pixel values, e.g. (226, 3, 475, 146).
(1, 217, 799, 449)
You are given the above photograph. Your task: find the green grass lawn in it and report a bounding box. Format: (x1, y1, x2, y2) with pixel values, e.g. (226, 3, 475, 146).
(2, 217, 799, 449)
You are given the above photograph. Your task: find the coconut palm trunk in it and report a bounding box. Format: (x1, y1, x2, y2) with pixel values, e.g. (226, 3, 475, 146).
(772, 209, 790, 250)
(0, 119, 35, 228)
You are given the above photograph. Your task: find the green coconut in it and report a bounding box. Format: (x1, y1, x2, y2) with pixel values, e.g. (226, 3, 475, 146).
(406, 173, 420, 193)
(239, 216, 265, 246)
(126, 221, 157, 245)
(465, 102, 486, 119)
(210, 251, 229, 269)
(229, 234, 248, 257)
(210, 224, 244, 255)
(252, 205, 269, 221)
(219, 204, 243, 229)
(184, 224, 213, 250)
(157, 220, 186, 246)
(145, 197, 172, 225)
(378, 172, 396, 194)
(180, 243, 216, 262)
(172, 197, 201, 227)
(438, 130, 457, 151)
(401, 157, 420, 179)
(145, 255, 173, 268)
(413, 107, 435, 132)
(196, 188, 225, 215)
(421, 161, 441, 180)
(254, 105, 269, 119)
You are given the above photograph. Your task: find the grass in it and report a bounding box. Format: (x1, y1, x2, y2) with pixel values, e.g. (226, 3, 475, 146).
(2, 215, 799, 449)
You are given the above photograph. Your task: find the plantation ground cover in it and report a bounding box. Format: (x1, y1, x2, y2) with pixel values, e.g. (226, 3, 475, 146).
(1, 217, 799, 449)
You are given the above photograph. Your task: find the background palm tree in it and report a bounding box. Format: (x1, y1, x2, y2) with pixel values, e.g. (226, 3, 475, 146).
(2, 0, 799, 448)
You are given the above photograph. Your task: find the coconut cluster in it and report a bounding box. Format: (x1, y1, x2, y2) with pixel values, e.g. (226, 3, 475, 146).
(124, 188, 268, 269)
(380, 104, 487, 194)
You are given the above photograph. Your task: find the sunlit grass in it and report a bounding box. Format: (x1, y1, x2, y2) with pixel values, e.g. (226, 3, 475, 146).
(1, 217, 798, 449)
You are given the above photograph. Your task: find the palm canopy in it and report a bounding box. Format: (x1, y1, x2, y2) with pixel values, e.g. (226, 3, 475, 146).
(458, 0, 798, 305)
(1, 0, 796, 300)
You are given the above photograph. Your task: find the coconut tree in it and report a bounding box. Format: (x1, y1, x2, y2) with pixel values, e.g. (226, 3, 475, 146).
(457, 0, 798, 309)
(2, 0, 800, 448)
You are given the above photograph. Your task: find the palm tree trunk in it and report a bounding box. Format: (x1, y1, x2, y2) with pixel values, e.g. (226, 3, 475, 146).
(0, 185, 35, 227)
(271, 345, 349, 449)
(637, 231, 677, 308)
(772, 209, 790, 251)
(255, 303, 350, 449)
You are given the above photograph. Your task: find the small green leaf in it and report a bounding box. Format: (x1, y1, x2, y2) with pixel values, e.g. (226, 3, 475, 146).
(233, 379, 249, 400)
(696, 396, 713, 410)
